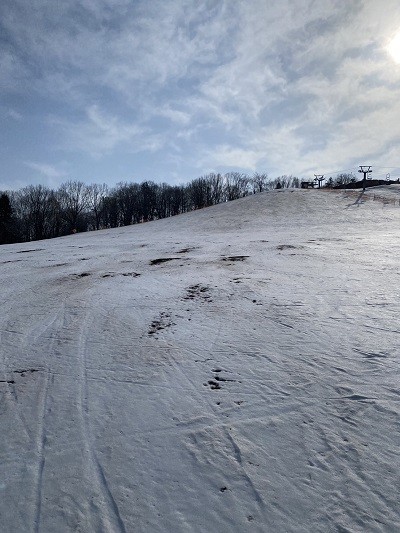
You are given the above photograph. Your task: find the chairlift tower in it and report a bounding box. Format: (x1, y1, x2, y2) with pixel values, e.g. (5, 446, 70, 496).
(358, 165, 372, 191)
(314, 174, 325, 188)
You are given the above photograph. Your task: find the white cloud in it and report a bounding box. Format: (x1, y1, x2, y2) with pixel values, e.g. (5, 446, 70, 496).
(50, 104, 164, 157)
(23, 162, 69, 188)
(24, 161, 66, 179)
(4, 108, 23, 121)
(157, 106, 191, 125)
(3, 0, 400, 186)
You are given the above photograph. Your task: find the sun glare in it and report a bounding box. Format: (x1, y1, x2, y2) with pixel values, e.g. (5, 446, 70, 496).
(387, 31, 400, 63)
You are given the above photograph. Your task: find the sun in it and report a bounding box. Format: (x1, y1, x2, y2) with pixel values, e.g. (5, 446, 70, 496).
(387, 31, 400, 63)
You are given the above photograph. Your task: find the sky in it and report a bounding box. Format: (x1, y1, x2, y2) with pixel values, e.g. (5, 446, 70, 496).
(2, 0, 400, 191)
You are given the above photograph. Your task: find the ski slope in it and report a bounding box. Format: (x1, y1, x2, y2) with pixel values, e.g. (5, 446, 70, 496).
(1, 188, 399, 532)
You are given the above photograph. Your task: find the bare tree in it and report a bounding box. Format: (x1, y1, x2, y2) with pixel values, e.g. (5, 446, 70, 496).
(252, 172, 269, 193)
(58, 180, 90, 233)
(101, 195, 119, 228)
(86, 183, 108, 230)
(208, 173, 224, 204)
(188, 177, 212, 210)
(114, 182, 141, 226)
(14, 185, 57, 241)
(140, 181, 158, 222)
(224, 173, 251, 201)
(170, 185, 187, 215)
(271, 175, 300, 189)
(334, 173, 356, 187)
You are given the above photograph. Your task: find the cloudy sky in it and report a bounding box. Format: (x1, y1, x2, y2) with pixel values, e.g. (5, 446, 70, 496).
(2, 0, 400, 190)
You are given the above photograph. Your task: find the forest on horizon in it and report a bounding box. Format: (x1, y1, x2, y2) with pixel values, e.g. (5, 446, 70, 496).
(0, 171, 357, 245)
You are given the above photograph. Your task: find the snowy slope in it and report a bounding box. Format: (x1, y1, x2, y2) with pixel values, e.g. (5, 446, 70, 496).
(1, 188, 400, 533)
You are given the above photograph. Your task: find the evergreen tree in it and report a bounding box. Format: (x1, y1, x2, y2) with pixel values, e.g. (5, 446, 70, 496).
(0, 193, 16, 244)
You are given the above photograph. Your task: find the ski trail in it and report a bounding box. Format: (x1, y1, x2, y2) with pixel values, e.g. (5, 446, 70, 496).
(76, 300, 127, 533)
(31, 310, 64, 533)
(223, 428, 266, 509)
(91, 453, 127, 533)
(33, 371, 52, 533)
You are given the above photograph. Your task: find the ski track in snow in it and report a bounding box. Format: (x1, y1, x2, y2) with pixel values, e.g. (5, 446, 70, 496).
(1, 187, 400, 532)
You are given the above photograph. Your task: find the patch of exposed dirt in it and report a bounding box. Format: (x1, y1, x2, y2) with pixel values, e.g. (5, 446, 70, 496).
(148, 311, 175, 336)
(177, 247, 196, 254)
(221, 255, 249, 262)
(183, 284, 213, 302)
(70, 272, 91, 279)
(276, 244, 299, 251)
(204, 368, 240, 390)
(150, 258, 179, 265)
(14, 368, 39, 377)
(1, 368, 39, 385)
(16, 249, 44, 253)
(102, 272, 141, 278)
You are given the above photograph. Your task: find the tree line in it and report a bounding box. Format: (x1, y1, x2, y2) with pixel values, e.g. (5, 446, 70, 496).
(0, 172, 302, 245)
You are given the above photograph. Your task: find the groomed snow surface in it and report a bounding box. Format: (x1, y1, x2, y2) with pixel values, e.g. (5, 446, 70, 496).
(1, 187, 400, 532)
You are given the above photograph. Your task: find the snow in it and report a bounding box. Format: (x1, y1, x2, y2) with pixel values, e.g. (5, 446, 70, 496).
(1, 187, 400, 532)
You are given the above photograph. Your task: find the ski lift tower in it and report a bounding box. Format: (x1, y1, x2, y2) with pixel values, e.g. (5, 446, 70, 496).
(358, 165, 372, 191)
(314, 174, 325, 188)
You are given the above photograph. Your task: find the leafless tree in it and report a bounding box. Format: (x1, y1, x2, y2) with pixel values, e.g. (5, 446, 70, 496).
(58, 180, 90, 233)
(334, 173, 356, 187)
(14, 185, 57, 241)
(86, 183, 108, 230)
(251, 172, 269, 193)
(224, 172, 251, 201)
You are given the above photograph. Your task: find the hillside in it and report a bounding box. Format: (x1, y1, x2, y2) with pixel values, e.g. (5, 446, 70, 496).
(1, 187, 400, 532)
